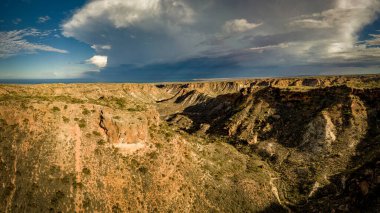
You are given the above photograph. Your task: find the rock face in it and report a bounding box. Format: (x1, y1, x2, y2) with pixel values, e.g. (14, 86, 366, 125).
(0, 75, 379, 212)
(301, 112, 337, 153)
(99, 110, 152, 144)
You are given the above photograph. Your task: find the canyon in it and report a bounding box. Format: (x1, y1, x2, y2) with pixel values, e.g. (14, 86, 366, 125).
(0, 75, 379, 212)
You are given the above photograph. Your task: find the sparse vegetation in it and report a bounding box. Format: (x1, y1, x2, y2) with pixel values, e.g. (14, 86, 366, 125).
(113, 115, 121, 120)
(52, 106, 60, 112)
(127, 105, 146, 112)
(92, 131, 101, 136)
(112, 204, 123, 213)
(147, 151, 158, 159)
(155, 143, 163, 149)
(138, 166, 148, 174)
(20, 102, 28, 109)
(82, 108, 91, 115)
(77, 118, 86, 128)
(115, 98, 126, 109)
(62, 116, 70, 123)
(51, 191, 65, 206)
(82, 167, 91, 175)
(50, 165, 61, 174)
(72, 180, 84, 189)
(97, 139, 106, 145)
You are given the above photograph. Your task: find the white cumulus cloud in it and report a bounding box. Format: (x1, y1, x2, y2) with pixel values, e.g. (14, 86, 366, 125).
(86, 55, 108, 68)
(62, 0, 194, 37)
(62, 0, 198, 66)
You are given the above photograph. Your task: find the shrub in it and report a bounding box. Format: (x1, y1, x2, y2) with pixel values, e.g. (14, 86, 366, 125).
(155, 143, 163, 149)
(82, 108, 91, 115)
(51, 190, 65, 206)
(115, 98, 126, 109)
(50, 165, 61, 174)
(127, 105, 146, 112)
(138, 166, 148, 174)
(147, 151, 158, 160)
(112, 204, 123, 213)
(92, 131, 101, 136)
(97, 139, 106, 145)
(52, 106, 60, 112)
(20, 102, 28, 109)
(82, 167, 91, 175)
(78, 118, 86, 128)
(62, 116, 70, 123)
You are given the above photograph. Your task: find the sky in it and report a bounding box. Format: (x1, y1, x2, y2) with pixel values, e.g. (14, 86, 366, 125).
(0, 0, 380, 82)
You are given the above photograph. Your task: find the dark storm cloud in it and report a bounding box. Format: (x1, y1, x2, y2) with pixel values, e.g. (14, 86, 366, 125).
(62, 0, 380, 79)
(83, 55, 242, 82)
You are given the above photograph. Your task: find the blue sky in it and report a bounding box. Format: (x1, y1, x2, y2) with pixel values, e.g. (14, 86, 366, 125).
(0, 0, 379, 82)
(0, 0, 94, 79)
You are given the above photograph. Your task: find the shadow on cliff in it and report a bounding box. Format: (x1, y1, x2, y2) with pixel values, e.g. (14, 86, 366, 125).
(176, 85, 380, 211)
(297, 87, 380, 212)
(257, 203, 288, 213)
(180, 85, 354, 148)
